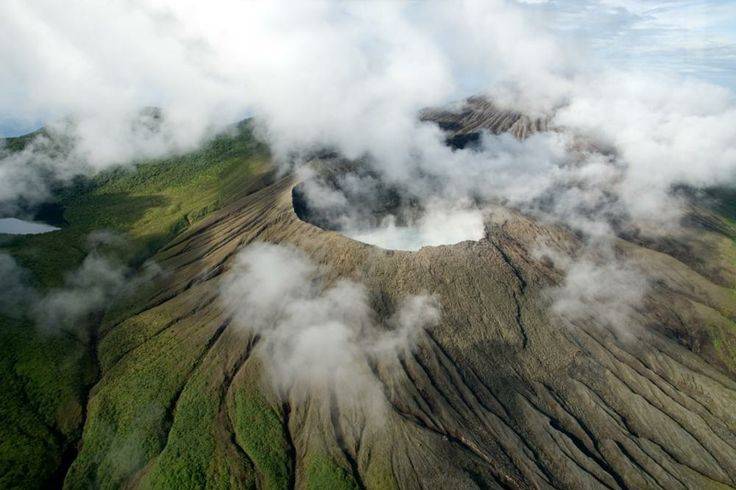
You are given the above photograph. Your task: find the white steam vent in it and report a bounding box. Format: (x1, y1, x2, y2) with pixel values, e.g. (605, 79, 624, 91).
(344, 204, 485, 251)
(292, 176, 486, 252)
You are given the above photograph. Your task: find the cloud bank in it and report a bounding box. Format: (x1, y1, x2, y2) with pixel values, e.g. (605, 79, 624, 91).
(220, 242, 439, 405)
(0, 232, 160, 334)
(1, 1, 733, 220)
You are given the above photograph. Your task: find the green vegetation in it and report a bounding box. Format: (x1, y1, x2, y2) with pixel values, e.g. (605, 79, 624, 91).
(2, 121, 270, 287)
(304, 454, 359, 490)
(0, 121, 271, 488)
(700, 187, 736, 375)
(708, 187, 736, 224)
(0, 128, 46, 153)
(136, 352, 260, 490)
(230, 375, 293, 490)
(712, 323, 736, 374)
(0, 314, 84, 488)
(64, 305, 228, 488)
(0, 119, 371, 488)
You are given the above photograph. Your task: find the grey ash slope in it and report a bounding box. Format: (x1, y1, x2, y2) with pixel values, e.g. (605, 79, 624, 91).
(65, 104, 736, 489)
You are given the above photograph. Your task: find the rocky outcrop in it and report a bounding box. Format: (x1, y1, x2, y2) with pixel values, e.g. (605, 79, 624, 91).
(420, 96, 549, 146)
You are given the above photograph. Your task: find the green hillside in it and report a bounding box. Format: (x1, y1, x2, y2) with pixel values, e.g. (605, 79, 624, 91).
(0, 122, 273, 488)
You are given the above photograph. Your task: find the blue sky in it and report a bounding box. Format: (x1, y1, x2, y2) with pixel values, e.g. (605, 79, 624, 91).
(519, 0, 736, 86)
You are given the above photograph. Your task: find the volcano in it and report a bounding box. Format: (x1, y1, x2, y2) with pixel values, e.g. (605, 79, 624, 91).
(2, 102, 736, 489)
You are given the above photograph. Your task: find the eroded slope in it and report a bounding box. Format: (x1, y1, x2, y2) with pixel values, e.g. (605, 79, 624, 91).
(64, 170, 736, 489)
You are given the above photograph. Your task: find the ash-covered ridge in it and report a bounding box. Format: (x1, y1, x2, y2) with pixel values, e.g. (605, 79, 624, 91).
(420, 96, 549, 147)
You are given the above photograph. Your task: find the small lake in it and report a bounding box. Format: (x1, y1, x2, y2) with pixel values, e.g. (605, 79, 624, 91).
(0, 218, 60, 235)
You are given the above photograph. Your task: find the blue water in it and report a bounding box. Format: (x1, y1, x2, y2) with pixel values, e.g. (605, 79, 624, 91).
(0, 218, 59, 235)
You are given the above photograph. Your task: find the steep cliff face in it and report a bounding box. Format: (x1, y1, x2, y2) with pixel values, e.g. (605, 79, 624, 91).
(63, 150, 736, 488)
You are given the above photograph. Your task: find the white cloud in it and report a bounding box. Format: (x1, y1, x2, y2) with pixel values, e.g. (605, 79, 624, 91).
(0, 253, 38, 317)
(220, 242, 439, 404)
(1, 0, 734, 333)
(345, 202, 485, 251)
(2, 0, 733, 213)
(0, 233, 160, 333)
(538, 243, 649, 331)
